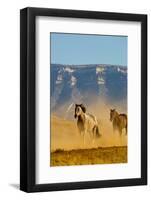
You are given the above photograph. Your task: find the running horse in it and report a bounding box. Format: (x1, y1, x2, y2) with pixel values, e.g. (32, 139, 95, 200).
(74, 104, 101, 145)
(110, 109, 127, 136)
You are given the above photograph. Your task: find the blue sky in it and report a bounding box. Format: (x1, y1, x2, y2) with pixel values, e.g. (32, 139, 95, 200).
(50, 33, 127, 66)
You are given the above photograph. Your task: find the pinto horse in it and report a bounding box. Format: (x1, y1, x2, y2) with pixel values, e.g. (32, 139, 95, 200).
(74, 104, 101, 145)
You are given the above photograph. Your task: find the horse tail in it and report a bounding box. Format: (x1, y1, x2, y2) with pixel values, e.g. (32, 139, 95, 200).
(93, 125, 101, 138)
(125, 116, 128, 135)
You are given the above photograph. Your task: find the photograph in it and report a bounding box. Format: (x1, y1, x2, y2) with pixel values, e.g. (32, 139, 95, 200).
(50, 33, 128, 167)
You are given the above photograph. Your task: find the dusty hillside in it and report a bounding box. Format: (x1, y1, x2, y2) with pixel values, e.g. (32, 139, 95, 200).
(50, 110, 127, 166)
(50, 113, 127, 151)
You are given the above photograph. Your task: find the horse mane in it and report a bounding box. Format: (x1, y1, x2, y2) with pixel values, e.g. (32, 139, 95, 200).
(119, 113, 127, 119)
(80, 104, 86, 113)
(111, 110, 127, 120)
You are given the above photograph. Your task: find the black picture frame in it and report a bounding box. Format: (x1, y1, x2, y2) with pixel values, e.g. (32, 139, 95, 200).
(20, 7, 147, 192)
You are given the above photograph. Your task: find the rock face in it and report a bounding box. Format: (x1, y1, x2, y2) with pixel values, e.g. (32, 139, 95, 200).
(50, 64, 127, 114)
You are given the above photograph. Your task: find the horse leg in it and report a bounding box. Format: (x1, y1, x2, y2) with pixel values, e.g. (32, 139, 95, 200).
(82, 130, 86, 147)
(92, 130, 95, 146)
(118, 128, 122, 145)
(119, 129, 122, 136)
(113, 126, 116, 134)
(92, 127, 96, 144)
(88, 131, 94, 147)
(125, 125, 127, 135)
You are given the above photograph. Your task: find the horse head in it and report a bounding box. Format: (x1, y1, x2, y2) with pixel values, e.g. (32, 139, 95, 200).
(80, 104, 86, 113)
(110, 109, 116, 121)
(74, 104, 86, 118)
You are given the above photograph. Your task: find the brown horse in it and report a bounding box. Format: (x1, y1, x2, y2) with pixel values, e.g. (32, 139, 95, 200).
(110, 109, 127, 136)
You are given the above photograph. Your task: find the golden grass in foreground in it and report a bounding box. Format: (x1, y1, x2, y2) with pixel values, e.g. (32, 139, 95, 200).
(50, 146, 127, 166)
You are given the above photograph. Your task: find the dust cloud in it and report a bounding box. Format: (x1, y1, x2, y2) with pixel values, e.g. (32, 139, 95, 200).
(50, 100, 127, 151)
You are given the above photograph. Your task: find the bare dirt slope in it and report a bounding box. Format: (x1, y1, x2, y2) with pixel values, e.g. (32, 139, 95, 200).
(50, 114, 127, 151)
(50, 114, 127, 166)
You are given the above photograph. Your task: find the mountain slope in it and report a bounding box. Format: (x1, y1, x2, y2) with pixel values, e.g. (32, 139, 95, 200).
(50, 64, 127, 115)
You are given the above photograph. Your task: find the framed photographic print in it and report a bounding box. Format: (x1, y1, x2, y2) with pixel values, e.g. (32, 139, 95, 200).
(20, 7, 147, 192)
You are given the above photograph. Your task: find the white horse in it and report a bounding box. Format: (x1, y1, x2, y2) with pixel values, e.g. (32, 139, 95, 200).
(74, 104, 101, 145)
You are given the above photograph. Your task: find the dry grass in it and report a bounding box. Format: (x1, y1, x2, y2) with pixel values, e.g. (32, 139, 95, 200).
(51, 146, 127, 166)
